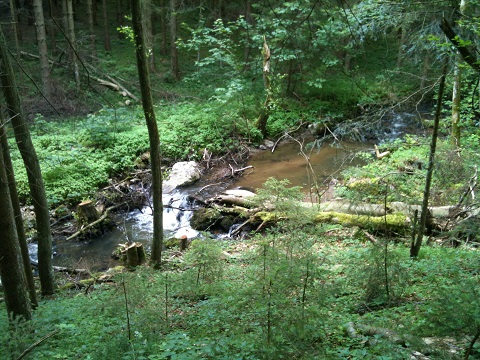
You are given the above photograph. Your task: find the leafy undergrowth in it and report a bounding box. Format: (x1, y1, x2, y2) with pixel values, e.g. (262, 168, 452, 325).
(8, 101, 260, 207)
(337, 135, 480, 206)
(1, 183, 479, 360)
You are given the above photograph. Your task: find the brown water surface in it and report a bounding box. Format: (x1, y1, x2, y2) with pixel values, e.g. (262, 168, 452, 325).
(233, 139, 370, 201)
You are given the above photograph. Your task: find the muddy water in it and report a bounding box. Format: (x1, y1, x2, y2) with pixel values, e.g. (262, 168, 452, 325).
(45, 139, 370, 271)
(233, 139, 370, 200)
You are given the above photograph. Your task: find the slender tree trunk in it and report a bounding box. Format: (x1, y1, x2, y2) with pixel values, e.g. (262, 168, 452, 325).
(243, 0, 252, 66)
(103, 0, 111, 51)
(159, 0, 167, 55)
(0, 138, 32, 321)
(396, 26, 405, 69)
(451, 59, 461, 146)
(33, 0, 51, 100)
(420, 53, 430, 90)
(410, 59, 448, 258)
(0, 119, 38, 309)
(256, 36, 272, 138)
(26, 0, 34, 25)
(131, 0, 163, 268)
(9, 0, 20, 55)
(143, 0, 156, 73)
(0, 26, 55, 295)
(87, 0, 97, 60)
(451, 0, 468, 146)
(116, 0, 125, 40)
(63, 0, 80, 86)
(170, 0, 180, 80)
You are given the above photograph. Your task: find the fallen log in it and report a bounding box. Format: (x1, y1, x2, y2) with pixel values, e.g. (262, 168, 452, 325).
(208, 189, 256, 207)
(315, 212, 409, 233)
(20, 51, 138, 102)
(318, 199, 389, 217)
(30, 260, 89, 275)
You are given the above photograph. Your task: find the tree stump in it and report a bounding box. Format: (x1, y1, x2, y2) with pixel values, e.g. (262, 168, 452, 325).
(180, 235, 188, 251)
(76, 200, 99, 227)
(121, 242, 146, 267)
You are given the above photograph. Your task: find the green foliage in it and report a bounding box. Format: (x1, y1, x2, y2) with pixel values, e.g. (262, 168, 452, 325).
(2, 226, 480, 359)
(184, 238, 224, 287)
(358, 242, 409, 307)
(338, 137, 480, 205)
(10, 102, 264, 206)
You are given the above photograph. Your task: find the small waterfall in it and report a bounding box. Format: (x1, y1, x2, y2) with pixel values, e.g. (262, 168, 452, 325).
(380, 111, 417, 142)
(124, 189, 199, 240)
(29, 188, 201, 271)
(162, 191, 199, 239)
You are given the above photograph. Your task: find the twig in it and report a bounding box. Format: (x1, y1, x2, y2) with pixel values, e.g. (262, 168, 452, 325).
(17, 330, 60, 360)
(233, 165, 253, 173)
(363, 230, 378, 245)
(271, 121, 305, 152)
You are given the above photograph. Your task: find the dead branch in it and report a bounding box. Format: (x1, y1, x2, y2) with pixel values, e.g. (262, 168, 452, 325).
(66, 203, 125, 241)
(17, 330, 60, 360)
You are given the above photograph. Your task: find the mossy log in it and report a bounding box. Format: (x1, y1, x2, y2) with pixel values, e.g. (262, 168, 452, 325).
(315, 211, 409, 233)
(318, 199, 390, 216)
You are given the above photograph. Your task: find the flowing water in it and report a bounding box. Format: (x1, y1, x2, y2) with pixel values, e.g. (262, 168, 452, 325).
(37, 112, 418, 271)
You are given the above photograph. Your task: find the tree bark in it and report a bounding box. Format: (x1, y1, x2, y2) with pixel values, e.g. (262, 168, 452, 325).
(170, 0, 180, 80)
(86, 0, 97, 60)
(256, 36, 272, 137)
(410, 58, 448, 258)
(63, 0, 80, 86)
(142, 0, 156, 73)
(0, 118, 38, 309)
(131, 0, 164, 267)
(451, 59, 461, 146)
(0, 138, 32, 321)
(440, 17, 480, 73)
(0, 26, 55, 295)
(9, 0, 21, 56)
(103, 0, 111, 51)
(159, 0, 167, 55)
(33, 0, 52, 100)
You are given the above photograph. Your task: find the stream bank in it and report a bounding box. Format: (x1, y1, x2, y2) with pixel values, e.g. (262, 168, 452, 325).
(37, 110, 425, 271)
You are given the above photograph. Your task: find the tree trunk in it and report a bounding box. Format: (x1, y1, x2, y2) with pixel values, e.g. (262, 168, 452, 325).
(0, 118, 38, 309)
(86, 0, 97, 60)
(116, 0, 125, 40)
(0, 138, 32, 321)
(33, 0, 52, 100)
(9, 0, 21, 56)
(451, 58, 461, 146)
(410, 58, 448, 258)
(0, 26, 55, 295)
(243, 0, 252, 65)
(159, 0, 167, 55)
(256, 36, 272, 138)
(76, 200, 100, 226)
(63, 0, 80, 86)
(142, 0, 156, 73)
(396, 26, 405, 69)
(170, 0, 180, 80)
(420, 53, 430, 90)
(103, 0, 111, 51)
(131, 0, 164, 268)
(451, 0, 468, 147)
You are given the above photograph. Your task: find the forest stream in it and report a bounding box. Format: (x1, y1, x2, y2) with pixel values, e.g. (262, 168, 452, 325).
(36, 111, 418, 271)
